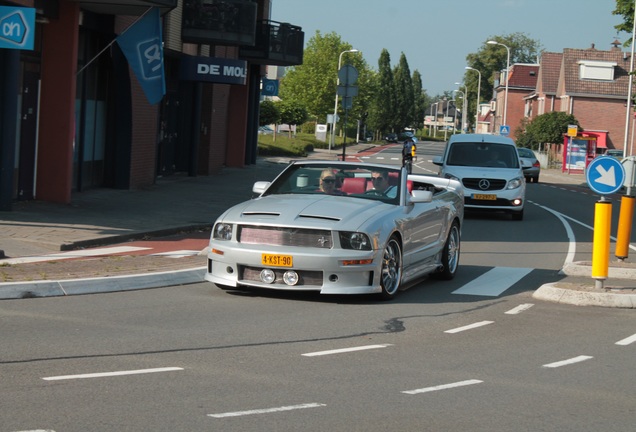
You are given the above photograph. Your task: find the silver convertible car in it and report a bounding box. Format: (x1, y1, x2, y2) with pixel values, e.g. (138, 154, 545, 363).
(205, 161, 464, 299)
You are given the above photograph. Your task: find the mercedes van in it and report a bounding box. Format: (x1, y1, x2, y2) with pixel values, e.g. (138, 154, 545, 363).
(433, 134, 526, 220)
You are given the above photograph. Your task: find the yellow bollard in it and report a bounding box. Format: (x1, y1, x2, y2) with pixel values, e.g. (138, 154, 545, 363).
(592, 200, 612, 281)
(615, 195, 635, 260)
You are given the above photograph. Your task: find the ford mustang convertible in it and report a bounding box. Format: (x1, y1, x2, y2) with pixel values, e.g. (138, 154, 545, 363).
(205, 161, 464, 299)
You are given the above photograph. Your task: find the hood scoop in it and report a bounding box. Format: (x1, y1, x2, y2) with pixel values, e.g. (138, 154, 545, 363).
(298, 213, 341, 222)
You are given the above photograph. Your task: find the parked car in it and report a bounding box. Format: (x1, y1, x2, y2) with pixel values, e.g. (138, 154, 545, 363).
(205, 161, 464, 300)
(433, 134, 526, 220)
(398, 131, 418, 143)
(606, 149, 624, 159)
(384, 133, 398, 143)
(258, 125, 274, 135)
(517, 147, 541, 183)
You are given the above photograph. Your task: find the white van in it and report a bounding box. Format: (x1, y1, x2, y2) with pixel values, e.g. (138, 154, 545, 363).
(433, 134, 526, 220)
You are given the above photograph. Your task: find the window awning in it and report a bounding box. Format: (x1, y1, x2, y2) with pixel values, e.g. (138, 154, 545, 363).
(582, 131, 607, 148)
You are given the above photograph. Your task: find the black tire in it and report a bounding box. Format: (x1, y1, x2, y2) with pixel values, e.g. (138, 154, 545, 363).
(511, 209, 524, 221)
(533, 176, 539, 183)
(379, 236, 402, 300)
(433, 221, 460, 280)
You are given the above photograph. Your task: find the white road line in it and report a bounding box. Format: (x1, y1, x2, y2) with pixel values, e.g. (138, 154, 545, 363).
(42, 367, 184, 381)
(505, 303, 534, 315)
(402, 379, 483, 395)
(2, 246, 151, 265)
(208, 403, 326, 418)
(444, 321, 494, 334)
(452, 267, 532, 297)
(616, 333, 636, 346)
(302, 344, 392, 357)
(543, 355, 593, 368)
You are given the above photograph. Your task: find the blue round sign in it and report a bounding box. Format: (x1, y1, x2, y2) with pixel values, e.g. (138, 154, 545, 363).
(586, 156, 625, 195)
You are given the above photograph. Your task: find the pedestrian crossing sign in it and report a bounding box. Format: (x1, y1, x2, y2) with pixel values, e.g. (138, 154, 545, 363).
(499, 125, 510, 136)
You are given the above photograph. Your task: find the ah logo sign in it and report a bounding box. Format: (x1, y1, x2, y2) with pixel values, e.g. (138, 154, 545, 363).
(0, 6, 35, 50)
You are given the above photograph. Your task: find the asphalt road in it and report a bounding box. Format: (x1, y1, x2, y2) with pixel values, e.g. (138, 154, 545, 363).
(2, 142, 635, 431)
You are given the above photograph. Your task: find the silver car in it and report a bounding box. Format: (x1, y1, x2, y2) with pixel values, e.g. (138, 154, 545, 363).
(517, 147, 541, 183)
(205, 161, 464, 300)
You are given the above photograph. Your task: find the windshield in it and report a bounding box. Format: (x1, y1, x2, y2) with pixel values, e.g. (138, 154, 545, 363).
(517, 148, 534, 158)
(262, 163, 402, 204)
(447, 142, 520, 168)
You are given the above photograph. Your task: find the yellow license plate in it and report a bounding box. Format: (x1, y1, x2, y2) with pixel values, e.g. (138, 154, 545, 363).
(473, 194, 497, 200)
(261, 254, 293, 267)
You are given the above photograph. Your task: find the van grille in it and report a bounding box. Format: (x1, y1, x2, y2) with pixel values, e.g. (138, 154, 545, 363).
(462, 178, 507, 191)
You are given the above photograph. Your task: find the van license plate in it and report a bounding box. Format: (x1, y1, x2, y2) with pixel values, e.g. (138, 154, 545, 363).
(262, 254, 293, 267)
(473, 194, 497, 200)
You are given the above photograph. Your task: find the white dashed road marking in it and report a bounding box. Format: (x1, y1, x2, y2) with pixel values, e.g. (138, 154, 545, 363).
(444, 321, 494, 334)
(402, 379, 483, 395)
(505, 304, 534, 315)
(302, 344, 392, 357)
(208, 403, 326, 418)
(42, 367, 183, 381)
(543, 355, 593, 368)
(616, 333, 636, 346)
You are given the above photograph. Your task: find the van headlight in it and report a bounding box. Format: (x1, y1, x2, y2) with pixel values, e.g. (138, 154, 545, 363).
(507, 177, 523, 190)
(213, 223, 233, 240)
(443, 173, 460, 182)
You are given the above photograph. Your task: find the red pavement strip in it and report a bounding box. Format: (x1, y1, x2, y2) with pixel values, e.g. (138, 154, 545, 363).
(2, 231, 210, 265)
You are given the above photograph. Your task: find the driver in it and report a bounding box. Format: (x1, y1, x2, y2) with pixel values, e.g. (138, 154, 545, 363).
(369, 169, 397, 198)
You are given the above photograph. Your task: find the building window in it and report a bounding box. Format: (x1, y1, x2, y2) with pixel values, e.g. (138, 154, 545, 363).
(578, 60, 617, 81)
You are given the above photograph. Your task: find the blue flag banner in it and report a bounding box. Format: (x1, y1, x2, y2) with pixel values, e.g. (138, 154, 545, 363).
(116, 8, 166, 105)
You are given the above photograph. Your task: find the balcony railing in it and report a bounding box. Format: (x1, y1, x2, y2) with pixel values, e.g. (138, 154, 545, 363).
(181, 0, 257, 46)
(239, 20, 304, 66)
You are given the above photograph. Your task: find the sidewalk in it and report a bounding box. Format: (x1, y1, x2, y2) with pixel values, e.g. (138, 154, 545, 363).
(1, 143, 634, 306)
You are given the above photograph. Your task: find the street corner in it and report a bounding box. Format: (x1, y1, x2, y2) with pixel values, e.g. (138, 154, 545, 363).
(561, 260, 636, 279)
(533, 281, 636, 308)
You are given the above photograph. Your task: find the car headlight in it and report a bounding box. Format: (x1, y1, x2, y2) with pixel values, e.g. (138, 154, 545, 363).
(507, 177, 523, 190)
(213, 222, 233, 240)
(339, 232, 372, 250)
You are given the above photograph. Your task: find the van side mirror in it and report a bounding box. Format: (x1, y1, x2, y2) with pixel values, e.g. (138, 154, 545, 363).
(432, 156, 443, 166)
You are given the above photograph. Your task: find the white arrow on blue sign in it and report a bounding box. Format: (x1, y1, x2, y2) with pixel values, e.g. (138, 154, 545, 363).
(586, 156, 626, 195)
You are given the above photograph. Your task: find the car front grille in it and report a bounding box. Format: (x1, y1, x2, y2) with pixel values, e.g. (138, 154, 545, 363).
(462, 178, 507, 191)
(240, 266, 323, 287)
(238, 226, 333, 249)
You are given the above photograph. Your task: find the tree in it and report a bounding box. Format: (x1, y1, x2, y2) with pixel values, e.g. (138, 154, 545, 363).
(412, 70, 427, 130)
(276, 99, 309, 137)
(517, 111, 580, 149)
(613, 0, 635, 42)
(463, 32, 543, 129)
(368, 49, 394, 136)
(259, 100, 280, 126)
(393, 53, 414, 131)
(278, 31, 372, 125)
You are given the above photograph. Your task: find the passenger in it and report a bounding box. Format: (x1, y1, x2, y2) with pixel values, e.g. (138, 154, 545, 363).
(319, 169, 345, 195)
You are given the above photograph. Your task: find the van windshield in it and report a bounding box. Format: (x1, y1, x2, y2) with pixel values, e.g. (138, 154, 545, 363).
(447, 142, 519, 168)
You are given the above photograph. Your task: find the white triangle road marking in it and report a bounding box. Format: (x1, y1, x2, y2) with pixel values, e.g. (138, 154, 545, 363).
(452, 267, 533, 297)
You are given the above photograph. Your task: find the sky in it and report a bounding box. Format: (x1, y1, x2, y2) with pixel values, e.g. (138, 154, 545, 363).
(272, 0, 626, 96)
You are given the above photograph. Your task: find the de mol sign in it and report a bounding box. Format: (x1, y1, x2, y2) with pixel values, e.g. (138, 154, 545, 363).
(0, 6, 35, 50)
(180, 55, 248, 85)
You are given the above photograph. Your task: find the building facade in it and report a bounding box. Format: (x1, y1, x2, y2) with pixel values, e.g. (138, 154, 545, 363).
(0, 0, 303, 210)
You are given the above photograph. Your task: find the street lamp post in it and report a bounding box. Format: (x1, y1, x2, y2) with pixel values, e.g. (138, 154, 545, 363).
(465, 66, 481, 133)
(330, 49, 359, 152)
(487, 40, 510, 128)
(452, 90, 464, 134)
(455, 82, 467, 133)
